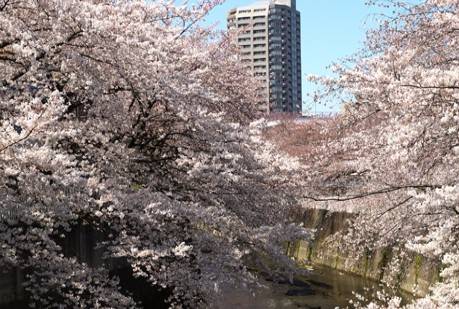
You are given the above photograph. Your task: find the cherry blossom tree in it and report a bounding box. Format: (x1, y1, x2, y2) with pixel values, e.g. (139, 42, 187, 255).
(304, 0, 459, 307)
(0, 0, 308, 307)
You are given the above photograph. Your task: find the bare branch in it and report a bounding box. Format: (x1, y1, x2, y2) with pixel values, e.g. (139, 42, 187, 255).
(303, 185, 441, 202)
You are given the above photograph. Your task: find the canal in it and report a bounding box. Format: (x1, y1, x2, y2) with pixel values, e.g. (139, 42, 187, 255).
(216, 264, 412, 309)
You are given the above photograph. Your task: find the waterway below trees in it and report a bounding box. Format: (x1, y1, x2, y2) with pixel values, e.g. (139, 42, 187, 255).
(1, 263, 412, 309)
(0, 220, 414, 309)
(216, 264, 412, 309)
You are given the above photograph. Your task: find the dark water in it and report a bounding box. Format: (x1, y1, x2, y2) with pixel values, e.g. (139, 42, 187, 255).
(1, 265, 411, 309)
(215, 265, 411, 309)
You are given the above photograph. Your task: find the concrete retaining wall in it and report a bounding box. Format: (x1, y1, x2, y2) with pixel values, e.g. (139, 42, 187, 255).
(288, 208, 440, 297)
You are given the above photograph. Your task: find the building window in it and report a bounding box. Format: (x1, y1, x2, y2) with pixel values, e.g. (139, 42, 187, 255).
(238, 38, 251, 42)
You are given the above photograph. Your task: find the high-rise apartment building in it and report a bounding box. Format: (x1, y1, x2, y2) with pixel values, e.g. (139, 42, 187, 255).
(228, 0, 302, 113)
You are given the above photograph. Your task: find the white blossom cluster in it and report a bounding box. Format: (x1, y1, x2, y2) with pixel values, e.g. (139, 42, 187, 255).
(305, 0, 459, 307)
(0, 0, 310, 307)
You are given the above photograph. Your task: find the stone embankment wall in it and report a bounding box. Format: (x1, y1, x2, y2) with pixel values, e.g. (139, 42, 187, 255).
(288, 209, 440, 297)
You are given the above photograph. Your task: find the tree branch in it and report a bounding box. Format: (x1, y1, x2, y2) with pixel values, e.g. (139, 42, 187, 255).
(0, 108, 47, 154)
(400, 84, 459, 90)
(303, 185, 441, 202)
(373, 196, 413, 220)
(0, 0, 9, 12)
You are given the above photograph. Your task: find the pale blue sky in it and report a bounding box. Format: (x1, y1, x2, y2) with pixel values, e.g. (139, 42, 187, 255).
(202, 1, 384, 114)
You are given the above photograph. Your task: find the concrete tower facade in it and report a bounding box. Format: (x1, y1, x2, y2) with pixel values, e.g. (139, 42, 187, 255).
(228, 0, 302, 113)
